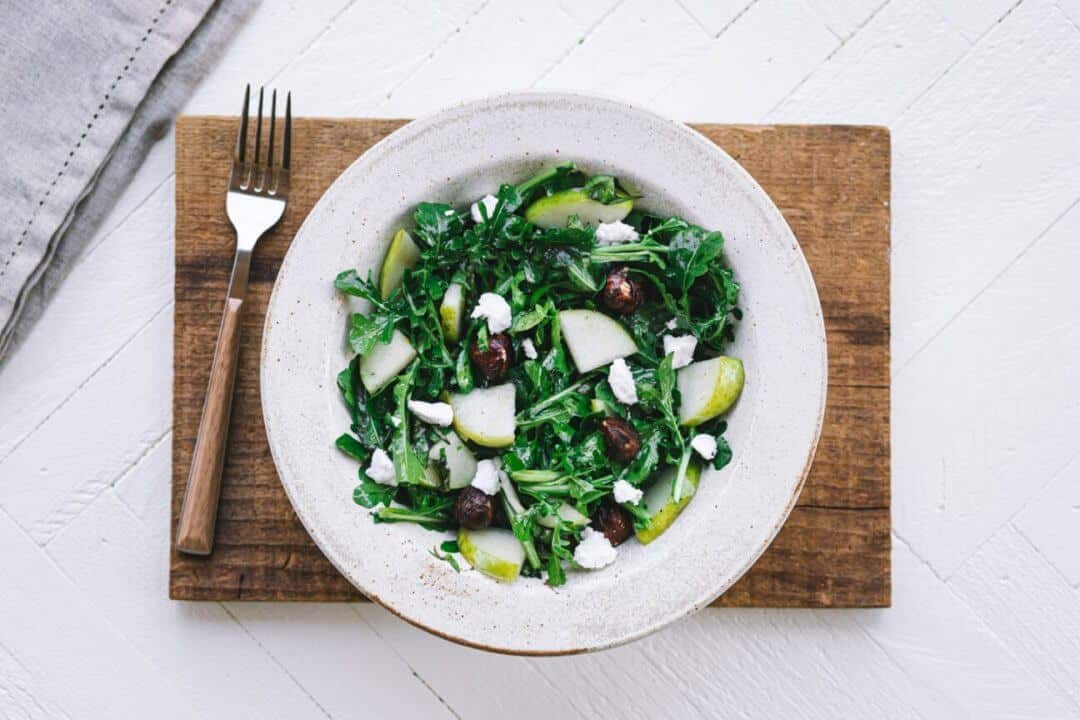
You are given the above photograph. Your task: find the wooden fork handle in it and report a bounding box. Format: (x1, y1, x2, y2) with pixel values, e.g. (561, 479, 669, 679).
(176, 297, 244, 555)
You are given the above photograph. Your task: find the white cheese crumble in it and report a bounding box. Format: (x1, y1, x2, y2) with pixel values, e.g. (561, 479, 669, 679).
(470, 194, 499, 224)
(470, 292, 512, 333)
(365, 448, 396, 486)
(691, 433, 718, 461)
(470, 459, 500, 496)
(612, 479, 643, 505)
(607, 357, 638, 405)
(665, 317, 679, 330)
(521, 337, 538, 360)
(574, 527, 617, 569)
(594, 220, 639, 246)
(663, 334, 697, 369)
(406, 400, 453, 427)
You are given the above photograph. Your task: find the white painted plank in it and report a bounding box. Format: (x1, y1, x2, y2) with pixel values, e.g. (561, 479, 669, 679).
(0, 641, 72, 720)
(651, 0, 838, 121)
(269, 0, 488, 117)
(1015, 453, 1080, 586)
(676, 0, 750, 36)
(0, 305, 172, 543)
(769, 0, 969, 124)
(47, 459, 331, 720)
(0, 509, 192, 720)
(361, 599, 955, 719)
(226, 603, 457, 720)
(381, 0, 621, 116)
(859, 538, 1076, 719)
(931, 0, 1021, 42)
(891, 0, 1080, 365)
(0, 181, 174, 462)
(893, 197, 1080, 577)
(535, 0, 713, 105)
(950, 524, 1080, 713)
(803, 0, 885, 39)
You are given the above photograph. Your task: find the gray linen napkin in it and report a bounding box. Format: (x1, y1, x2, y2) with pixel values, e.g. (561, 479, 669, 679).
(0, 0, 256, 361)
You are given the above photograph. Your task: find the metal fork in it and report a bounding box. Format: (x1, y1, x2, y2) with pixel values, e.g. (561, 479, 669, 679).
(176, 85, 292, 555)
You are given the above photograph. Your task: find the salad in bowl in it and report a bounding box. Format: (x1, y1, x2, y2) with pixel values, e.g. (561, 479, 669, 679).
(333, 163, 745, 586)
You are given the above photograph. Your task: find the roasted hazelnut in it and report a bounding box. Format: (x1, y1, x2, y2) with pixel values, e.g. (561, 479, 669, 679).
(600, 266, 644, 315)
(469, 332, 513, 382)
(599, 416, 641, 463)
(592, 500, 634, 546)
(454, 486, 495, 530)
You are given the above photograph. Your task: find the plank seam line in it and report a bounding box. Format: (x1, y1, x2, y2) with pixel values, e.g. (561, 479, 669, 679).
(529, 0, 629, 88)
(797, 504, 889, 512)
(0, 299, 172, 466)
(849, 618, 948, 719)
(0, 636, 75, 720)
(40, 429, 172, 548)
(524, 658, 602, 718)
(263, 0, 363, 88)
(711, 0, 762, 40)
(1054, 0, 1080, 34)
(377, 0, 493, 107)
(348, 605, 464, 720)
(762, 0, 891, 120)
(891, 0, 1024, 132)
(218, 603, 335, 720)
(1011, 519, 1080, 592)
(79, 171, 176, 264)
(896, 191, 1080, 375)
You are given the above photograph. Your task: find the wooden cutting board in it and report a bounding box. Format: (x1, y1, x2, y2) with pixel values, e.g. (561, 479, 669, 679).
(171, 117, 891, 606)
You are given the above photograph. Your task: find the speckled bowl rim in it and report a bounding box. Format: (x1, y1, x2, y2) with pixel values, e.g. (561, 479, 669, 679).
(261, 92, 827, 655)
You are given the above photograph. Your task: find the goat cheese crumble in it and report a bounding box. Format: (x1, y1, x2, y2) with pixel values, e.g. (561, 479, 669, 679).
(663, 334, 697, 369)
(665, 317, 679, 330)
(365, 448, 396, 486)
(521, 337, 538, 359)
(607, 357, 638, 405)
(470, 459, 500, 496)
(406, 400, 453, 427)
(470, 292, 512, 333)
(470, 194, 499, 224)
(691, 433, 717, 461)
(574, 527, 617, 569)
(613, 479, 643, 505)
(594, 220, 639, 246)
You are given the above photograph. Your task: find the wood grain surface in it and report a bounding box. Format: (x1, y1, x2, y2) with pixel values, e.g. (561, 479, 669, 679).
(171, 117, 890, 606)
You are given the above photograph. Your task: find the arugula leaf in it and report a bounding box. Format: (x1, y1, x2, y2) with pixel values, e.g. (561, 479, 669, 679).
(335, 433, 368, 461)
(353, 473, 395, 509)
(390, 363, 428, 486)
(669, 226, 725, 292)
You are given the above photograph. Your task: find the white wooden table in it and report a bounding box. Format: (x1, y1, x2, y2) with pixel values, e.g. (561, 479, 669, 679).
(2, 1, 1079, 717)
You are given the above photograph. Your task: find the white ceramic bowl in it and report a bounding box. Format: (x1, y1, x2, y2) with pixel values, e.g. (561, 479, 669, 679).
(261, 92, 826, 655)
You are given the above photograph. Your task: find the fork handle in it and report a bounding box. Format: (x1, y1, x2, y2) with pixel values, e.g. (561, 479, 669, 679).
(176, 296, 245, 555)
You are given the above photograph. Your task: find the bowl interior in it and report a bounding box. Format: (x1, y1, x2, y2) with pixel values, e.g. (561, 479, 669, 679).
(261, 93, 826, 654)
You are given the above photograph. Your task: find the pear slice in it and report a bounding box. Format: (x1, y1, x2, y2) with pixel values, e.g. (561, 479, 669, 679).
(449, 383, 516, 448)
(428, 431, 477, 489)
(677, 356, 745, 426)
(359, 329, 417, 394)
(525, 189, 633, 229)
(536, 502, 589, 529)
(558, 309, 637, 373)
(440, 282, 465, 343)
(458, 527, 525, 582)
(379, 228, 421, 299)
(635, 463, 701, 545)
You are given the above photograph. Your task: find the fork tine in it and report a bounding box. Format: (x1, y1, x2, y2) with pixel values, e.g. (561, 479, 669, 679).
(267, 89, 277, 171)
(282, 92, 292, 170)
(235, 84, 250, 164)
(253, 86, 264, 167)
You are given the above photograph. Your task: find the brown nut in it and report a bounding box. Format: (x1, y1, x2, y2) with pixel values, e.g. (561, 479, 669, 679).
(600, 266, 644, 315)
(592, 500, 634, 546)
(469, 332, 513, 382)
(599, 416, 641, 463)
(454, 486, 495, 530)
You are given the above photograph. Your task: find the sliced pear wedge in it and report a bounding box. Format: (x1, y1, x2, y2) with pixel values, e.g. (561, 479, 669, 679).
(449, 383, 516, 448)
(536, 502, 589, 529)
(428, 431, 477, 489)
(677, 356, 745, 426)
(379, 228, 421, 299)
(458, 527, 525, 582)
(359, 329, 417, 394)
(635, 463, 701, 545)
(558, 309, 637, 373)
(440, 282, 465, 343)
(525, 189, 633, 229)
